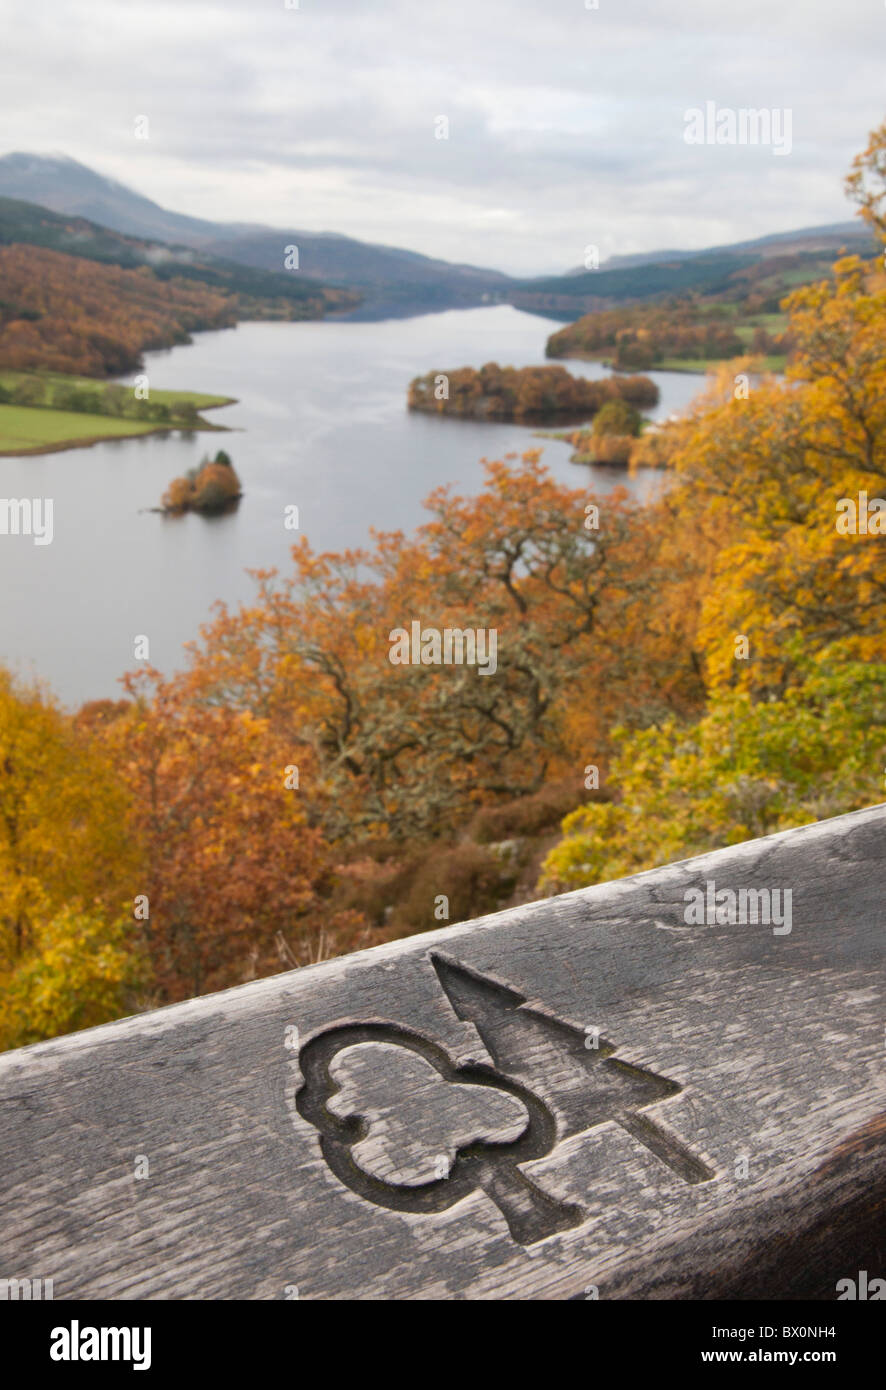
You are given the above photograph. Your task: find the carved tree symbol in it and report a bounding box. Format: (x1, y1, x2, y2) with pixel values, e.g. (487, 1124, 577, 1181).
(295, 954, 713, 1245)
(325, 1043, 531, 1185)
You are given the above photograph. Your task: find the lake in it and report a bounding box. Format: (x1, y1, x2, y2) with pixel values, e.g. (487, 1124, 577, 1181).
(0, 305, 706, 706)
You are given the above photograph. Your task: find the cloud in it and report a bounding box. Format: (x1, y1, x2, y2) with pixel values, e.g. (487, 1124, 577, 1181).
(1, 0, 882, 273)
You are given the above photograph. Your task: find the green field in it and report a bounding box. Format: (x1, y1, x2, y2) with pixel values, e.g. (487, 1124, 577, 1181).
(0, 404, 161, 454)
(0, 370, 234, 455)
(653, 353, 787, 374)
(548, 349, 787, 375)
(0, 370, 233, 412)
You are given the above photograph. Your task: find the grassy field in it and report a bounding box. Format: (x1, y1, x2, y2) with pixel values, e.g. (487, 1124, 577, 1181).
(653, 353, 787, 374)
(0, 404, 161, 454)
(553, 349, 787, 375)
(0, 370, 234, 455)
(0, 369, 233, 412)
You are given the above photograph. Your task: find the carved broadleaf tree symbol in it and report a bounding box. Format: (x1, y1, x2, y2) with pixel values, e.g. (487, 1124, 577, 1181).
(326, 1042, 531, 1184)
(295, 953, 714, 1246)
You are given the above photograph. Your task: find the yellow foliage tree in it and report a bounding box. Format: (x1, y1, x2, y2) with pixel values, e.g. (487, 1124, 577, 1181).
(0, 905, 137, 1050)
(659, 255, 886, 697)
(540, 645, 886, 893)
(0, 669, 143, 1049)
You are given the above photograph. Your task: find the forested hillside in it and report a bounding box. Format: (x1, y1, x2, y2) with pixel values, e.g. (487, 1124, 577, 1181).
(0, 194, 359, 315)
(513, 234, 874, 317)
(0, 244, 240, 374)
(546, 297, 785, 371)
(0, 242, 356, 377)
(0, 196, 359, 377)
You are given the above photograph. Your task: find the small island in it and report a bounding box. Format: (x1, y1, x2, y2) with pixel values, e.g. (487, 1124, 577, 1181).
(161, 450, 243, 514)
(407, 362, 658, 422)
(540, 400, 679, 470)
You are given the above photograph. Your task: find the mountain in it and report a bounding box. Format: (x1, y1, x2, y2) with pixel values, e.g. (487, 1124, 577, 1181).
(0, 152, 239, 245)
(518, 223, 876, 317)
(0, 195, 358, 319)
(590, 222, 871, 273)
(0, 152, 874, 322)
(0, 154, 513, 310)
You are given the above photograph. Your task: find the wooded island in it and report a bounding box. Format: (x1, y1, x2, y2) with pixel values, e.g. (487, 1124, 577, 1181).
(407, 362, 659, 422)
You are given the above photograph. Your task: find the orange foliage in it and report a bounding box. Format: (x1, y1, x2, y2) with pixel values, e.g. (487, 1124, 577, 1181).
(103, 676, 365, 1001)
(148, 452, 703, 849)
(408, 362, 659, 421)
(161, 477, 195, 513)
(547, 303, 751, 368)
(0, 244, 237, 375)
(162, 453, 242, 513)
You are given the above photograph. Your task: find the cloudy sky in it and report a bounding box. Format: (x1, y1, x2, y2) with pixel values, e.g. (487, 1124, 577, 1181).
(1, 0, 883, 275)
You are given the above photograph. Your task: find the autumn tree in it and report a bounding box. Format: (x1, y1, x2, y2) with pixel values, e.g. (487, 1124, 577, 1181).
(0, 906, 138, 1050)
(0, 670, 142, 1048)
(157, 453, 703, 845)
(102, 672, 364, 1002)
(659, 253, 886, 698)
(407, 364, 659, 421)
(542, 119, 886, 890)
(192, 459, 241, 511)
(0, 245, 237, 376)
(540, 645, 886, 893)
(846, 117, 886, 243)
(592, 399, 642, 438)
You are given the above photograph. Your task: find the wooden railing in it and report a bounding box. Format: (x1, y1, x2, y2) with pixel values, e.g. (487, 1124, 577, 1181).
(1, 803, 884, 1299)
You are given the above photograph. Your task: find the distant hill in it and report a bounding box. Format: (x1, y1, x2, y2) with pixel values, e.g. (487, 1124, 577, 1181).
(0, 194, 361, 379)
(0, 154, 513, 309)
(0, 152, 875, 321)
(540, 232, 885, 373)
(0, 195, 357, 319)
(0, 153, 236, 245)
(587, 222, 871, 273)
(515, 224, 876, 317)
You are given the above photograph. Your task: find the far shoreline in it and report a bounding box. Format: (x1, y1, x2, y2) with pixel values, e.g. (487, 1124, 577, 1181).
(546, 348, 788, 375)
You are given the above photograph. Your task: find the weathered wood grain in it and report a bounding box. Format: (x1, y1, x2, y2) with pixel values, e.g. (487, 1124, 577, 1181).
(1, 804, 884, 1299)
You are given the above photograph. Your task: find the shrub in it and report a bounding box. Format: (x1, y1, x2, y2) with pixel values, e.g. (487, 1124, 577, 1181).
(469, 780, 606, 842)
(11, 377, 46, 407)
(592, 399, 642, 437)
(161, 476, 194, 512)
(51, 384, 78, 411)
(67, 388, 103, 414)
(399, 843, 515, 930)
(191, 461, 241, 511)
(102, 384, 130, 416)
